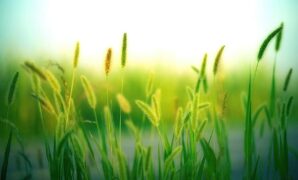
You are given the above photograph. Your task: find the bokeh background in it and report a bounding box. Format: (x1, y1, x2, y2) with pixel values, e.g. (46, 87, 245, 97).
(0, 0, 297, 136)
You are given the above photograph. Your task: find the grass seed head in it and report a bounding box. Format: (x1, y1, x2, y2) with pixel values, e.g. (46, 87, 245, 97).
(283, 68, 292, 92)
(174, 107, 183, 138)
(145, 72, 154, 98)
(152, 89, 161, 120)
(213, 45, 225, 76)
(116, 93, 131, 114)
(275, 22, 283, 51)
(105, 48, 112, 76)
(45, 69, 61, 93)
(136, 100, 159, 127)
(31, 94, 56, 115)
(73, 42, 80, 68)
(24, 61, 47, 81)
(200, 53, 208, 76)
(80, 75, 97, 109)
(121, 33, 127, 68)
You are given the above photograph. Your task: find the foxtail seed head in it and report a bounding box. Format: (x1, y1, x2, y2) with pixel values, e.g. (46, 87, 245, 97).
(105, 48, 112, 76)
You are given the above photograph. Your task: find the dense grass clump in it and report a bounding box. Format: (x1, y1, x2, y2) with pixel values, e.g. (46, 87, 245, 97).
(0, 24, 297, 180)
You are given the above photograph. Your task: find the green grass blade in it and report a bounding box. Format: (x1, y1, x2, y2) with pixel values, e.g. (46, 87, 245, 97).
(269, 60, 276, 117)
(286, 96, 294, 116)
(1, 129, 13, 180)
(252, 104, 266, 126)
(251, 156, 260, 179)
(197, 157, 205, 179)
(200, 139, 216, 171)
(244, 69, 253, 178)
(57, 128, 75, 155)
(164, 146, 182, 172)
(144, 147, 152, 173)
(272, 128, 280, 170)
(191, 66, 199, 74)
(7, 72, 19, 106)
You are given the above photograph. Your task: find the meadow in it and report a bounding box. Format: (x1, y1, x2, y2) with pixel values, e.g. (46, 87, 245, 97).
(0, 23, 298, 179)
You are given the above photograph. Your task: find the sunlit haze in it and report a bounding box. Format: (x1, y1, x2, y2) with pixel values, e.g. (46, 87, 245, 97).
(0, 0, 297, 71)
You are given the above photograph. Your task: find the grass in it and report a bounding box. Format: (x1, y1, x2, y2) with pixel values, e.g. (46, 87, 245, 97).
(0, 23, 297, 179)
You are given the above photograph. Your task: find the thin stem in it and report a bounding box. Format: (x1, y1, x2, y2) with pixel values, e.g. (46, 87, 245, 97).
(92, 108, 101, 143)
(156, 126, 166, 150)
(119, 69, 124, 148)
(66, 69, 76, 129)
(252, 62, 259, 86)
(106, 76, 109, 106)
(140, 96, 150, 133)
(6, 106, 10, 130)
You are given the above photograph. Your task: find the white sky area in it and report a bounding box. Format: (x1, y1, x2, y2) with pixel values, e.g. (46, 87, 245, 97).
(0, 0, 297, 72)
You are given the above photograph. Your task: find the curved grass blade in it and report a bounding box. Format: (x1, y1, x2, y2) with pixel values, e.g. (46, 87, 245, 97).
(200, 138, 216, 171)
(57, 128, 75, 155)
(164, 146, 182, 171)
(286, 96, 294, 116)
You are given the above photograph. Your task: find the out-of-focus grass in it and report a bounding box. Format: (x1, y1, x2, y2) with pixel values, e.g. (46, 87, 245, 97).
(0, 24, 297, 179)
(0, 58, 297, 136)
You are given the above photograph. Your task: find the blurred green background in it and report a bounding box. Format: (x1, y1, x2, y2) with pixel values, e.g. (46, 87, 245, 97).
(0, 0, 297, 136)
(0, 57, 297, 136)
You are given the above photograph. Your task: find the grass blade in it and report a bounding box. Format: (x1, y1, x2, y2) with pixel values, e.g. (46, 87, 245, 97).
(1, 129, 13, 180)
(286, 96, 294, 116)
(200, 138, 217, 172)
(7, 72, 19, 106)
